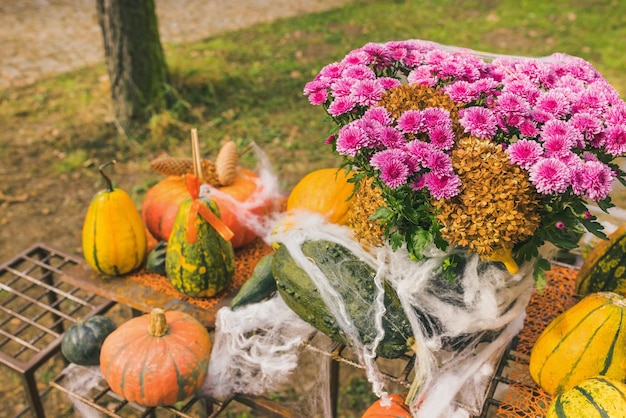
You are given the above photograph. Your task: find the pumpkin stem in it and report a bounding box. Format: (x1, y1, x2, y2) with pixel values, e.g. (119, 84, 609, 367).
(148, 308, 168, 337)
(98, 160, 117, 192)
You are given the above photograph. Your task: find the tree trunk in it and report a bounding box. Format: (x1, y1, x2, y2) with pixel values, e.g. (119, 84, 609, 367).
(96, 0, 169, 131)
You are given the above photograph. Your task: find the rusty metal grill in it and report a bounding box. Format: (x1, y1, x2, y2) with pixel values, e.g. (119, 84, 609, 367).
(49, 363, 297, 417)
(0, 243, 115, 417)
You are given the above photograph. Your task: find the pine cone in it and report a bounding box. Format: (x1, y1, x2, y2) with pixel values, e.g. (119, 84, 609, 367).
(150, 157, 221, 186)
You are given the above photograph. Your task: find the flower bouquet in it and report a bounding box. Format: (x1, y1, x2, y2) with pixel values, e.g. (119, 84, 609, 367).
(294, 39, 626, 415)
(304, 39, 626, 286)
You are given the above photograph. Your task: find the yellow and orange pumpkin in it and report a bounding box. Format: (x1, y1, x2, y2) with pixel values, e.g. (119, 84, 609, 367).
(142, 168, 273, 248)
(100, 308, 211, 407)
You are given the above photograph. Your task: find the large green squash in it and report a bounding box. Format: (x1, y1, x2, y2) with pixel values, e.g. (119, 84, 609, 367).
(546, 376, 626, 417)
(576, 223, 626, 297)
(272, 240, 414, 359)
(165, 196, 235, 297)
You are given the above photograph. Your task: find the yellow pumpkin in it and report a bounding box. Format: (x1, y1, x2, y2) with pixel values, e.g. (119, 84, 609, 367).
(529, 291, 626, 395)
(546, 376, 626, 417)
(286, 168, 354, 224)
(82, 161, 147, 276)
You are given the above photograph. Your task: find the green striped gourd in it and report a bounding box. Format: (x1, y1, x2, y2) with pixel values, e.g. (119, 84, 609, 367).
(165, 196, 235, 297)
(546, 376, 626, 417)
(529, 291, 626, 395)
(576, 223, 626, 297)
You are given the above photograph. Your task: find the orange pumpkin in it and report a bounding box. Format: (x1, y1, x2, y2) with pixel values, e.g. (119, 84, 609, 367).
(100, 308, 211, 407)
(142, 169, 274, 248)
(287, 168, 355, 224)
(362, 394, 412, 417)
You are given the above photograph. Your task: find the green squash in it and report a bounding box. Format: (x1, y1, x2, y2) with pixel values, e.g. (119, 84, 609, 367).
(576, 223, 626, 297)
(272, 240, 414, 359)
(61, 315, 117, 366)
(165, 196, 235, 297)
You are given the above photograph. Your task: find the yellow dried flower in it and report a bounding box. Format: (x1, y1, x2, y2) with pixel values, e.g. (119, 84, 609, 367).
(347, 176, 386, 247)
(432, 137, 541, 257)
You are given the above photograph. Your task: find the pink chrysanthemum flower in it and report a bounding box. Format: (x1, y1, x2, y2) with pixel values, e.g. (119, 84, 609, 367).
(535, 90, 571, 119)
(318, 62, 345, 81)
(540, 119, 577, 144)
(331, 78, 356, 98)
(572, 85, 610, 115)
(327, 96, 356, 116)
(421, 107, 451, 130)
(424, 172, 461, 199)
(402, 50, 422, 67)
(350, 79, 385, 107)
(307, 89, 328, 106)
(570, 112, 604, 140)
(363, 107, 393, 126)
(379, 126, 406, 149)
(370, 149, 410, 189)
(502, 79, 541, 104)
(605, 102, 626, 126)
(507, 139, 544, 169)
(444, 80, 478, 104)
(428, 125, 455, 150)
(543, 136, 573, 158)
(407, 66, 437, 86)
(379, 77, 403, 90)
(336, 123, 365, 156)
(342, 50, 371, 66)
(342, 64, 376, 80)
(495, 92, 531, 118)
(529, 158, 570, 194)
(425, 150, 453, 176)
(357, 118, 384, 148)
(554, 75, 586, 93)
(580, 160, 616, 201)
(409, 174, 428, 191)
(519, 119, 540, 138)
(470, 77, 502, 98)
(397, 110, 423, 134)
(303, 79, 329, 95)
(603, 124, 626, 156)
(405, 139, 434, 167)
(459, 107, 498, 139)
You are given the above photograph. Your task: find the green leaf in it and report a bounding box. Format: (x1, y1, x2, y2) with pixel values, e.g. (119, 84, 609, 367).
(369, 206, 393, 221)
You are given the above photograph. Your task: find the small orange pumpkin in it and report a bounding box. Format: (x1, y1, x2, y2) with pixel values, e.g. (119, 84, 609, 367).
(142, 169, 273, 248)
(287, 168, 355, 224)
(100, 308, 211, 407)
(362, 394, 412, 417)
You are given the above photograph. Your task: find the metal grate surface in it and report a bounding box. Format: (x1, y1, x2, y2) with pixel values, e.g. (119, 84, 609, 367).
(49, 364, 297, 418)
(0, 243, 115, 417)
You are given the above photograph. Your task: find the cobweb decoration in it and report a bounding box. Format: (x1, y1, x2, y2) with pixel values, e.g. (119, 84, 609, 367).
(202, 295, 317, 399)
(62, 364, 105, 418)
(269, 212, 536, 417)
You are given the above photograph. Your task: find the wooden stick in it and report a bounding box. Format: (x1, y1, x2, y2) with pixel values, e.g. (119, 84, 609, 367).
(190, 128, 202, 179)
